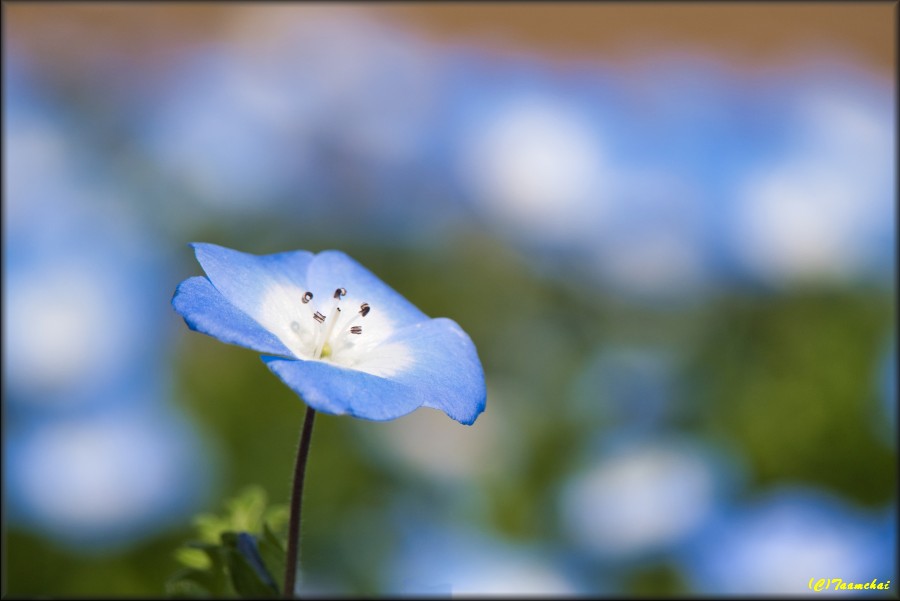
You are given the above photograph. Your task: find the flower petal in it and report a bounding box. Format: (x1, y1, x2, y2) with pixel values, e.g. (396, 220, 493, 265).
(191, 243, 315, 356)
(265, 317, 486, 424)
(172, 276, 293, 357)
(306, 251, 429, 330)
(263, 357, 424, 421)
(382, 317, 487, 425)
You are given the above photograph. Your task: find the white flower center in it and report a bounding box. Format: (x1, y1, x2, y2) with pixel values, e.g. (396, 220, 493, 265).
(289, 287, 370, 361)
(257, 283, 413, 378)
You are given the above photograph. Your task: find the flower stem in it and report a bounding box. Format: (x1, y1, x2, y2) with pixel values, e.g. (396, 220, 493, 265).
(283, 406, 316, 599)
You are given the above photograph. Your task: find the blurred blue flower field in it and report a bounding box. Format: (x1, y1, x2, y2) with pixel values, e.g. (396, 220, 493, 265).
(3, 4, 896, 596)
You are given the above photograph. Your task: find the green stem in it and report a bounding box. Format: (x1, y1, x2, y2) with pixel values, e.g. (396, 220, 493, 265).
(282, 406, 316, 599)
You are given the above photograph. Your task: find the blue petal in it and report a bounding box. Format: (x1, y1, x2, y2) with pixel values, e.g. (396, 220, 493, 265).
(191, 242, 315, 328)
(263, 358, 425, 421)
(172, 277, 293, 357)
(264, 318, 486, 425)
(384, 317, 486, 425)
(306, 250, 429, 329)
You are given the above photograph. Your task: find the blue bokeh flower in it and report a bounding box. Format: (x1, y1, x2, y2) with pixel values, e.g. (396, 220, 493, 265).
(136, 14, 457, 248)
(172, 243, 486, 424)
(4, 397, 213, 552)
(679, 487, 894, 594)
(4, 51, 216, 552)
(433, 56, 629, 257)
(387, 511, 586, 595)
(136, 44, 312, 215)
(725, 65, 894, 288)
(559, 437, 738, 563)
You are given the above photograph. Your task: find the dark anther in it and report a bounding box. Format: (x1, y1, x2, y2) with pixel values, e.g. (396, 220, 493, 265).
(302, 291, 313, 303)
(359, 303, 370, 317)
(350, 326, 363, 335)
(313, 311, 325, 323)
(334, 288, 347, 299)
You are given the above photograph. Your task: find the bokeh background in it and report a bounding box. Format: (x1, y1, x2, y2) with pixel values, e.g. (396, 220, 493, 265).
(3, 3, 896, 596)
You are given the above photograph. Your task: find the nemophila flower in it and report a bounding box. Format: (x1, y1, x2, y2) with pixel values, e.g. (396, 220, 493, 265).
(679, 487, 893, 594)
(172, 243, 486, 424)
(728, 67, 894, 286)
(559, 438, 736, 561)
(388, 510, 585, 595)
(5, 401, 210, 551)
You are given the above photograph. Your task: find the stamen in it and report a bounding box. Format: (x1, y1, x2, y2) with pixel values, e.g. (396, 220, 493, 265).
(337, 300, 370, 341)
(303, 287, 370, 360)
(289, 290, 319, 346)
(314, 307, 341, 358)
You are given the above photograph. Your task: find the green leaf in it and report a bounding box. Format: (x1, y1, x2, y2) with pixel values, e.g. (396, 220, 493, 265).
(175, 547, 212, 571)
(258, 524, 287, 592)
(220, 532, 279, 599)
(193, 513, 232, 545)
(166, 567, 224, 599)
(167, 542, 230, 599)
(264, 504, 290, 536)
(227, 487, 268, 534)
(167, 486, 290, 599)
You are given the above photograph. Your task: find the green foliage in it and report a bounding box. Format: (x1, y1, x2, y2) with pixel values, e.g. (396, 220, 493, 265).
(694, 291, 895, 506)
(166, 486, 288, 599)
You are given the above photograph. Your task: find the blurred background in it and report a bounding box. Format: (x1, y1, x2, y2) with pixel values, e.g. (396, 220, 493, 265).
(3, 3, 896, 596)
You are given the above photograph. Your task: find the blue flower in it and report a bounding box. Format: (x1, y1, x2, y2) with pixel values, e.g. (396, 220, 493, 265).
(172, 243, 486, 424)
(558, 437, 737, 562)
(5, 401, 211, 551)
(387, 508, 585, 595)
(679, 487, 893, 594)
